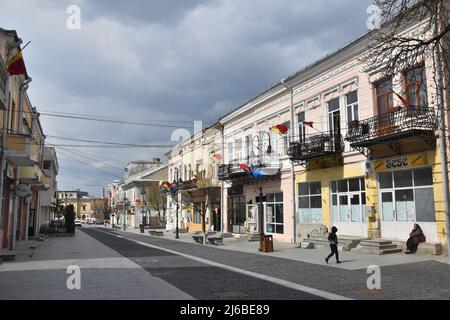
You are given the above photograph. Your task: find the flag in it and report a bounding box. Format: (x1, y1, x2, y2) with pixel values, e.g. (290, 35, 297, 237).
(161, 181, 177, 194)
(303, 121, 314, 128)
(210, 152, 222, 162)
(6, 50, 26, 76)
(394, 92, 409, 108)
(239, 164, 253, 175)
(270, 124, 289, 136)
(251, 165, 262, 179)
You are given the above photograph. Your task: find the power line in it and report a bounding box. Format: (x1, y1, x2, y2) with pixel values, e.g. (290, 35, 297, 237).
(46, 135, 175, 148)
(56, 149, 122, 179)
(53, 145, 126, 171)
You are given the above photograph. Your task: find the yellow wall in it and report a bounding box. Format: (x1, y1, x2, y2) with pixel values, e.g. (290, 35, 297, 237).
(295, 149, 447, 242)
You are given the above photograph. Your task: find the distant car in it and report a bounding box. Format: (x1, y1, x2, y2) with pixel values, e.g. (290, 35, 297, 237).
(74, 219, 82, 227)
(95, 220, 104, 225)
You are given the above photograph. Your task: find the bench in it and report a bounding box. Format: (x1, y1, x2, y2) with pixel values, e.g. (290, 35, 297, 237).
(207, 236, 224, 246)
(149, 230, 164, 236)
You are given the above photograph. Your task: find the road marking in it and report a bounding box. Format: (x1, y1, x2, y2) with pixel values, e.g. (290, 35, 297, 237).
(94, 228, 352, 300)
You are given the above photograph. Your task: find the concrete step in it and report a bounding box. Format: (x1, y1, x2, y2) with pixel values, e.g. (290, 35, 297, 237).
(360, 247, 403, 255)
(0, 250, 17, 261)
(360, 239, 393, 247)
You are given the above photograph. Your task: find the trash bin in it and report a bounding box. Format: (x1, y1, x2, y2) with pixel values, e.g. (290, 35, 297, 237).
(262, 234, 273, 252)
(139, 224, 144, 233)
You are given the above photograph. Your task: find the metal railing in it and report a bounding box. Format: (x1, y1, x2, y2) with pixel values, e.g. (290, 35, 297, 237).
(346, 106, 438, 147)
(288, 131, 343, 162)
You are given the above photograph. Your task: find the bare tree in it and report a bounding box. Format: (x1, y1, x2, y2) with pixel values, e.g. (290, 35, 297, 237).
(147, 186, 167, 225)
(363, 0, 449, 95)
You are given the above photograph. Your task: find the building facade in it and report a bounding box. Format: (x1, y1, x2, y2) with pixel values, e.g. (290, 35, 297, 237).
(0, 28, 57, 249)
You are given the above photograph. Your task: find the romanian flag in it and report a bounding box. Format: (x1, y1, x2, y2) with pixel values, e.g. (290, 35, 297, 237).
(6, 50, 26, 76)
(303, 121, 314, 128)
(394, 92, 409, 108)
(271, 124, 289, 136)
(161, 181, 177, 194)
(210, 152, 222, 162)
(240, 164, 253, 175)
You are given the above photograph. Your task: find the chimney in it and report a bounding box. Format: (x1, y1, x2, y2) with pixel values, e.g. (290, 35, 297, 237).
(153, 158, 160, 165)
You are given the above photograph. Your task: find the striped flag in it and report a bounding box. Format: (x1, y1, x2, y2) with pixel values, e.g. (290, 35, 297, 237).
(6, 51, 26, 76)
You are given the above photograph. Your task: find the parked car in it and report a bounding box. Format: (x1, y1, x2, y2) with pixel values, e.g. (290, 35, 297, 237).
(95, 220, 104, 225)
(75, 219, 82, 227)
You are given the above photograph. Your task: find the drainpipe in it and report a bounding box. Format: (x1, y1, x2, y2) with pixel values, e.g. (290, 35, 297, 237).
(220, 124, 225, 234)
(0, 40, 21, 226)
(24, 194, 30, 240)
(10, 77, 32, 250)
(281, 79, 297, 244)
(433, 13, 450, 256)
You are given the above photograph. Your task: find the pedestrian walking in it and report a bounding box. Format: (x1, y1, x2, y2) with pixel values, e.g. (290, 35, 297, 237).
(325, 226, 341, 264)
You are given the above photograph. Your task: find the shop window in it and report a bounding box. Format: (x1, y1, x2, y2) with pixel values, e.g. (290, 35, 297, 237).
(331, 178, 366, 223)
(378, 168, 435, 222)
(298, 182, 322, 224)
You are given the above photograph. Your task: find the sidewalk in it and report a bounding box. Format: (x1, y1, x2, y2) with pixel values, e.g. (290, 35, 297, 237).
(109, 225, 448, 271)
(0, 228, 192, 299)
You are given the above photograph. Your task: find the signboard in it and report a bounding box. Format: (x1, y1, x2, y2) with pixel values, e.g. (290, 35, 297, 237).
(374, 153, 427, 172)
(246, 204, 258, 233)
(15, 184, 30, 197)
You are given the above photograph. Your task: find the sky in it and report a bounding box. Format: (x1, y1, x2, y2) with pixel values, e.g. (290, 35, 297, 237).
(0, 0, 373, 196)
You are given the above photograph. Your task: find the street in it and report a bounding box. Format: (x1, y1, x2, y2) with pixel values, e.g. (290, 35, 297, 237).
(1, 226, 450, 300)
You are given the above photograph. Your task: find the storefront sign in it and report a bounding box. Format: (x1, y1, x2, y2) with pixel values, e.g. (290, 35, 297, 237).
(374, 153, 427, 172)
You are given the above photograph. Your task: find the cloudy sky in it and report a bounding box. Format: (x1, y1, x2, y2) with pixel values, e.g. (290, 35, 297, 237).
(0, 0, 373, 196)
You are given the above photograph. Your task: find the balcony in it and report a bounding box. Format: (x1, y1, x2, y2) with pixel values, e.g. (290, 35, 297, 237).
(178, 179, 198, 191)
(196, 176, 221, 189)
(345, 106, 438, 159)
(5, 133, 40, 166)
(218, 161, 281, 184)
(18, 165, 43, 185)
(288, 132, 343, 168)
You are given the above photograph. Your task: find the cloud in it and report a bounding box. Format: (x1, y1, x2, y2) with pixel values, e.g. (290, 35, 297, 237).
(0, 0, 373, 195)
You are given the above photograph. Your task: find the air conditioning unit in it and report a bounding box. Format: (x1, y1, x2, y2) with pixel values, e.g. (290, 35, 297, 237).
(365, 206, 376, 219)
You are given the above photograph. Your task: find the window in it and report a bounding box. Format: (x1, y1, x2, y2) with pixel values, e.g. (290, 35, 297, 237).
(376, 79, 393, 115)
(331, 178, 366, 223)
(298, 112, 306, 143)
(378, 167, 435, 222)
(405, 66, 428, 115)
(43, 160, 51, 170)
(266, 193, 284, 234)
(0, 62, 7, 110)
(282, 121, 290, 155)
(193, 203, 202, 224)
(346, 91, 359, 122)
(298, 182, 322, 223)
(82, 205, 86, 211)
(227, 142, 233, 163)
(235, 138, 243, 162)
(328, 98, 340, 136)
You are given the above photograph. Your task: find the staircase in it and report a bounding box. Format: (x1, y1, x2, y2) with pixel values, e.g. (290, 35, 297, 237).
(356, 239, 403, 255)
(301, 235, 365, 251)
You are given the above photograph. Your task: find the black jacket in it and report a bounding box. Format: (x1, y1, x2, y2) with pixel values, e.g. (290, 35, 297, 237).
(328, 226, 338, 245)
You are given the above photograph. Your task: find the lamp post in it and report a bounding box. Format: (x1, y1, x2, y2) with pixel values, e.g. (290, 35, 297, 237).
(123, 197, 128, 231)
(250, 133, 272, 251)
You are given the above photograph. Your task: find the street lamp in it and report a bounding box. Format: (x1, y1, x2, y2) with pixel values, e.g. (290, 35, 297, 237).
(249, 132, 272, 251)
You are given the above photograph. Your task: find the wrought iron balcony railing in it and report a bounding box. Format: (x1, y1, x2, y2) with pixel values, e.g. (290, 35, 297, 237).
(288, 132, 343, 162)
(345, 106, 438, 148)
(218, 161, 282, 181)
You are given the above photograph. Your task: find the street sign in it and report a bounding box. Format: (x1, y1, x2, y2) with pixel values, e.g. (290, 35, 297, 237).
(15, 184, 30, 197)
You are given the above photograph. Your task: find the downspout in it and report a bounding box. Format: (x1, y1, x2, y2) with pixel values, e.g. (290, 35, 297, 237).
(24, 195, 30, 240)
(10, 77, 32, 249)
(433, 10, 450, 256)
(220, 124, 225, 234)
(0, 40, 21, 228)
(281, 80, 297, 244)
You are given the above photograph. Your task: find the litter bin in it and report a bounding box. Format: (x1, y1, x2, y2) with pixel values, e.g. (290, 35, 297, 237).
(262, 234, 273, 253)
(139, 224, 144, 233)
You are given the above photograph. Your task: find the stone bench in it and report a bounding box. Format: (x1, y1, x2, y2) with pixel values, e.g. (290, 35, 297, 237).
(149, 230, 164, 236)
(207, 236, 224, 246)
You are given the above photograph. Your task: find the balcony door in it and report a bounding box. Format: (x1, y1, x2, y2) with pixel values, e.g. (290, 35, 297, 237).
(376, 79, 394, 134)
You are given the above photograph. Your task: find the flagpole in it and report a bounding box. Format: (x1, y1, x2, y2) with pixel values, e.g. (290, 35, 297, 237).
(20, 41, 31, 52)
